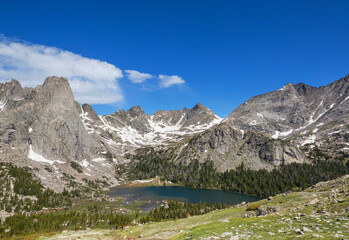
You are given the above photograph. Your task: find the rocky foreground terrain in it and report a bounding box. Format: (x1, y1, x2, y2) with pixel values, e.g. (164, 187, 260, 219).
(40, 174, 349, 239)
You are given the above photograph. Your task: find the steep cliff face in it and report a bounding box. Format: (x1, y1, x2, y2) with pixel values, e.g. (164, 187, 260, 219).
(0, 77, 115, 191)
(0, 76, 100, 162)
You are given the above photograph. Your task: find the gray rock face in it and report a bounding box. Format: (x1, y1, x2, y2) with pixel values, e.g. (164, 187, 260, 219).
(0, 77, 116, 191)
(0, 77, 100, 162)
(149, 121, 305, 171)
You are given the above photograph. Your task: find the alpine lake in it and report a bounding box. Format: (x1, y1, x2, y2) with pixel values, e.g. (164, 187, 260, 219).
(108, 185, 262, 211)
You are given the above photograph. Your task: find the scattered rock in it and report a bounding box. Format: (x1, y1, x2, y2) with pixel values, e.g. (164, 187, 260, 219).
(312, 233, 324, 238)
(308, 198, 319, 205)
(294, 228, 304, 235)
(302, 227, 312, 232)
(256, 206, 280, 216)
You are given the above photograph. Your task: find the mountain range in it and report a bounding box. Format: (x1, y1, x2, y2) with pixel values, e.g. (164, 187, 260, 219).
(1, 74, 348, 190)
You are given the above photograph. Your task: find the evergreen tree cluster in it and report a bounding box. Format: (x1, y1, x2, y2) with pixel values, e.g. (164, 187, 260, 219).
(0, 163, 73, 213)
(127, 149, 349, 197)
(0, 208, 131, 238)
(139, 200, 227, 223)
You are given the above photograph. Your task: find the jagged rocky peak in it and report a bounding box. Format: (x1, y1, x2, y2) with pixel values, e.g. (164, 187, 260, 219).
(185, 103, 220, 126)
(43, 75, 69, 86)
(128, 105, 145, 116)
(191, 102, 209, 111)
(81, 103, 102, 123)
(188, 103, 217, 117)
(1, 76, 101, 162)
(151, 103, 220, 126)
(292, 82, 316, 95)
(0, 79, 30, 111)
(36, 76, 74, 104)
(0, 79, 23, 95)
(109, 105, 145, 120)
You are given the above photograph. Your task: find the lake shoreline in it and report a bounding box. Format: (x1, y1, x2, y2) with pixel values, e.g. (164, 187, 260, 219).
(107, 184, 263, 209)
(110, 177, 265, 199)
(114, 176, 177, 188)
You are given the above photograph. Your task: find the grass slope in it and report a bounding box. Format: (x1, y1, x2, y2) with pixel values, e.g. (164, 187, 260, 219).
(39, 175, 349, 239)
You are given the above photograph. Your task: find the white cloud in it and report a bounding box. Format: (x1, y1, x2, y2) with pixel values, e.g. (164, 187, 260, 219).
(0, 38, 123, 104)
(125, 70, 153, 83)
(159, 74, 185, 88)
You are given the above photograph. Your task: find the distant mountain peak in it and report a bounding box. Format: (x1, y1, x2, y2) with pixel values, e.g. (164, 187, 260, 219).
(43, 76, 69, 87)
(128, 105, 143, 112)
(279, 82, 294, 91)
(191, 103, 212, 113)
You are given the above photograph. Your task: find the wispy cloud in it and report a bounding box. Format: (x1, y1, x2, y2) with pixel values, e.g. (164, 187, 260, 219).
(159, 74, 185, 88)
(0, 36, 186, 104)
(0, 37, 123, 104)
(126, 70, 186, 89)
(125, 70, 153, 83)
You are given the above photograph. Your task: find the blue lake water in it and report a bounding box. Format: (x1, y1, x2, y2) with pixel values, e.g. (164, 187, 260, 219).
(108, 186, 262, 210)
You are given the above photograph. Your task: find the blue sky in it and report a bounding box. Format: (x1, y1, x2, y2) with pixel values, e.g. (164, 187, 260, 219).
(0, 0, 349, 117)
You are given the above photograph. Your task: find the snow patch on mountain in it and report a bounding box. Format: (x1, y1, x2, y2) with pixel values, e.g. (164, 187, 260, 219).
(84, 109, 223, 151)
(301, 135, 317, 146)
(28, 145, 65, 165)
(0, 100, 7, 111)
(272, 129, 294, 139)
